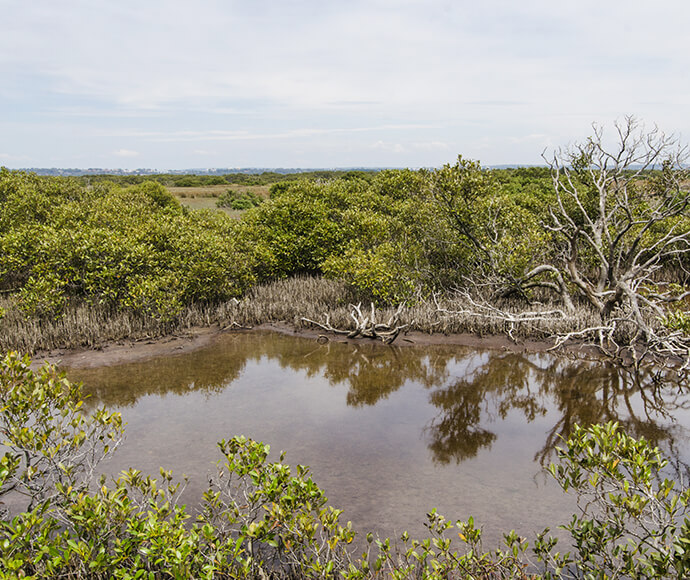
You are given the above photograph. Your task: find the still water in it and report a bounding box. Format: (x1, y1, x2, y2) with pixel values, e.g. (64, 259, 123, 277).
(64, 331, 690, 547)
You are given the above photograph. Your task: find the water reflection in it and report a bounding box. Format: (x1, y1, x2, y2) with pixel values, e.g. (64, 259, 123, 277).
(423, 351, 688, 472)
(63, 331, 690, 547)
(73, 332, 690, 476)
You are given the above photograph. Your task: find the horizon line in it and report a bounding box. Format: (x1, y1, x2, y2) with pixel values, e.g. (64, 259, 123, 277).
(6, 164, 547, 176)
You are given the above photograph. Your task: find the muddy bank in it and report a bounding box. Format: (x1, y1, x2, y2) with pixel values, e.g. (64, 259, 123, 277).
(8, 277, 605, 365)
(33, 321, 597, 370)
(32, 325, 221, 369)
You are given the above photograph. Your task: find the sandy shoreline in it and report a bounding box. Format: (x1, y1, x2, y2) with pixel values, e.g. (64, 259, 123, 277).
(31, 321, 595, 370)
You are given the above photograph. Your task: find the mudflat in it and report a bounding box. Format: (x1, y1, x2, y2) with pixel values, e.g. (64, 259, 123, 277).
(33, 322, 587, 370)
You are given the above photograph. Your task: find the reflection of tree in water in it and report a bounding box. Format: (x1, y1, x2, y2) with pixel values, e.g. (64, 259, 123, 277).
(73, 333, 459, 410)
(69, 331, 690, 476)
(261, 340, 458, 406)
(71, 339, 251, 408)
(534, 362, 689, 474)
(424, 352, 548, 464)
(265, 337, 690, 470)
(426, 376, 497, 463)
(421, 351, 689, 473)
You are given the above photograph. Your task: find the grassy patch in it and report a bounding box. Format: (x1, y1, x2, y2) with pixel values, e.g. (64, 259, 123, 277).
(170, 184, 271, 213)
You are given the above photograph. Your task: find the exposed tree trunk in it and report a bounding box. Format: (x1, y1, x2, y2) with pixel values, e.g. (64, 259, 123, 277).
(538, 117, 690, 363)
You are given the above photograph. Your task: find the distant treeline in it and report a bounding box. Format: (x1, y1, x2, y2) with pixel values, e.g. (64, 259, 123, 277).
(70, 167, 552, 188)
(18, 167, 384, 179)
(74, 169, 380, 187)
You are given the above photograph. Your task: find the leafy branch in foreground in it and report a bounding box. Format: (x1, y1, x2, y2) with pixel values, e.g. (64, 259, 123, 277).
(544, 421, 690, 578)
(0, 351, 123, 511)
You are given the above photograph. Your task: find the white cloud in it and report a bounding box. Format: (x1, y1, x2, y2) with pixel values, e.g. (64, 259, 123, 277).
(411, 141, 451, 151)
(96, 124, 437, 143)
(0, 153, 29, 161)
(1, 0, 690, 167)
(371, 141, 406, 154)
(113, 149, 139, 158)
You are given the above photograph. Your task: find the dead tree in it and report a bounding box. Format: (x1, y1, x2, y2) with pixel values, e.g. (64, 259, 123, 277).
(528, 117, 690, 364)
(302, 303, 410, 345)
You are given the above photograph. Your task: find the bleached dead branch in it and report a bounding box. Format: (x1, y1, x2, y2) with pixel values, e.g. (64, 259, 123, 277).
(302, 302, 411, 345)
(433, 292, 568, 342)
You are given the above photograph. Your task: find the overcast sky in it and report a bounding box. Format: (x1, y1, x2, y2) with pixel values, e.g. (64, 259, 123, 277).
(1, 0, 688, 169)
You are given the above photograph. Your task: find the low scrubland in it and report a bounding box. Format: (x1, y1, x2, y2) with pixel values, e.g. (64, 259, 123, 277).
(0, 162, 566, 352)
(2, 121, 689, 363)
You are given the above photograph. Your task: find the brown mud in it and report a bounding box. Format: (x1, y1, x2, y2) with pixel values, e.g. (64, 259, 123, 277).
(33, 321, 598, 370)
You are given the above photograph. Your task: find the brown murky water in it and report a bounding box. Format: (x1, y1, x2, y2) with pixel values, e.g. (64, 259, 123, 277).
(64, 331, 690, 548)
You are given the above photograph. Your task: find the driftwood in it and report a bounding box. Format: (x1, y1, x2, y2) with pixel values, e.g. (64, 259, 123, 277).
(302, 303, 410, 345)
(435, 291, 690, 370)
(546, 314, 690, 371)
(434, 292, 568, 343)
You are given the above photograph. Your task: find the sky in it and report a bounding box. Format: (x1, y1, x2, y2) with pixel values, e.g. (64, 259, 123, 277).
(1, 0, 689, 170)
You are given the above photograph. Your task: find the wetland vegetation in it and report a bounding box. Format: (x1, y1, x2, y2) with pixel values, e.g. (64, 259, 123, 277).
(2, 118, 689, 364)
(2, 118, 690, 577)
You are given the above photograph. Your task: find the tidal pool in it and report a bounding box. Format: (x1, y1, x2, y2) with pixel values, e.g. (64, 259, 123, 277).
(64, 331, 690, 548)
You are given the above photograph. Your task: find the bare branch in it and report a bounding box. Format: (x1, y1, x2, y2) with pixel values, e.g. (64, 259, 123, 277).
(302, 303, 411, 345)
(536, 117, 690, 364)
(435, 291, 568, 343)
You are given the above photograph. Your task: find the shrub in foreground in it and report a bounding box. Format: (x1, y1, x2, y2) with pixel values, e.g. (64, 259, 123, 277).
(1, 352, 689, 578)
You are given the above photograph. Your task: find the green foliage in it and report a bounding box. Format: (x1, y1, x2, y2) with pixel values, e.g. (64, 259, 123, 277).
(545, 422, 690, 578)
(660, 307, 690, 334)
(240, 171, 435, 301)
(0, 443, 354, 579)
(269, 181, 292, 198)
(240, 178, 375, 279)
(0, 351, 123, 511)
(16, 268, 68, 318)
(346, 511, 532, 579)
(322, 242, 417, 303)
(199, 436, 356, 578)
(133, 180, 180, 209)
(235, 161, 562, 303)
(0, 170, 257, 321)
(215, 189, 264, 210)
(3, 144, 687, 339)
(423, 157, 556, 286)
(0, 357, 354, 578)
